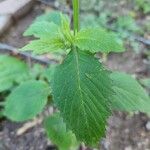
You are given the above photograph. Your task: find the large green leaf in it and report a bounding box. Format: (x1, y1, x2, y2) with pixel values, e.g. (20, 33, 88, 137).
(74, 28, 124, 53)
(44, 113, 78, 150)
(51, 49, 113, 145)
(110, 72, 150, 113)
(0, 55, 29, 92)
(4, 80, 50, 122)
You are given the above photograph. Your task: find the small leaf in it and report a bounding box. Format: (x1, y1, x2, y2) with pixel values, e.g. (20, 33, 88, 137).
(75, 28, 124, 53)
(24, 21, 59, 39)
(60, 14, 73, 44)
(110, 72, 150, 113)
(51, 49, 113, 145)
(21, 38, 66, 54)
(21, 12, 72, 55)
(44, 113, 78, 150)
(4, 80, 50, 122)
(61, 13, 70, 32)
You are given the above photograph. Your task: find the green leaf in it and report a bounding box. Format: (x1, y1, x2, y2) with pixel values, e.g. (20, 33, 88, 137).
(4, 80, 50, 122)
(21, 12, 73, 55)
(24, 21, 59, 39)
(74, 28, 124, 53)
(0, 55, 29, 92)
(41, 65, 56, 83)
(30, 64, 45, 79)
(61, 13, 70, 31)
(44, 113, 78, 150)
(110, 72, 150, 113)
(60, 14, 73, 44)
(21, 38, 66, 54)
(51, 49, 113, 145)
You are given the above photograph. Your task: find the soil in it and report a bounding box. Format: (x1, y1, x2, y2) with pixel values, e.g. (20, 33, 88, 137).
(0, 1, 150, 150)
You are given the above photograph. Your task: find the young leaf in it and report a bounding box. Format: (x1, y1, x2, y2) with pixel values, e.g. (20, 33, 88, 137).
(23, 21, 59, 39)
(21, 12, 73, 55)
(110, 72, 150, 113)
(44, 113, 78, 150)
(51, 49, 113, 145)
(61, 14, 73, 44)
(0, 55, 29, 92)
(4, 80, 50, 122)
(74, 28, 124, 53)
(21, 38, 67, 55)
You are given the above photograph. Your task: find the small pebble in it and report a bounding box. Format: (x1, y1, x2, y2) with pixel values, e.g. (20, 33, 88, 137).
(146, 121, 150, 130)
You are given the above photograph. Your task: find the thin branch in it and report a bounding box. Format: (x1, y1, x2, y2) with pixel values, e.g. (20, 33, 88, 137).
(0, 43, 58, 65)
(16, 117, 43, 136)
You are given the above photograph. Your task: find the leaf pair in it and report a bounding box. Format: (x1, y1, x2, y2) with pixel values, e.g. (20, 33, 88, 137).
(21, 11, 124, 55)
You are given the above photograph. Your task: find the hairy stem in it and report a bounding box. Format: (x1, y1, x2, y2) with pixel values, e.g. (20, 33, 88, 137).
(73, 0, 79, 35)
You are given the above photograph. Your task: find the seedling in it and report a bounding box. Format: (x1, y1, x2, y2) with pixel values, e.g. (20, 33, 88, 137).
(2, 0, 150, 149)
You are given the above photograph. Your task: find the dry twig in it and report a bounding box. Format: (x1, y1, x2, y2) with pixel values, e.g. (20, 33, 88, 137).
(0, 43, 57, 65)
(16, 117, 43, 136)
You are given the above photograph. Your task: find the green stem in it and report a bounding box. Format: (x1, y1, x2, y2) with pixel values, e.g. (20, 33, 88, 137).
(73, 0, 79, 35)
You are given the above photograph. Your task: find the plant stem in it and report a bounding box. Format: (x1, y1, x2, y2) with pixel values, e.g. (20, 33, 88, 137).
(73, 0, 79, 35)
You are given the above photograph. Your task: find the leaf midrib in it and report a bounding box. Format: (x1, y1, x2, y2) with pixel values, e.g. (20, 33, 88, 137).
(73, 48, 89, 132)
